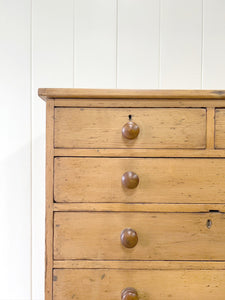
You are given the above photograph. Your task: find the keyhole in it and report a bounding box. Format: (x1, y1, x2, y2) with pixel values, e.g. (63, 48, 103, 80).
(128, 114, 132, 120)
(206, 219, 212, 229)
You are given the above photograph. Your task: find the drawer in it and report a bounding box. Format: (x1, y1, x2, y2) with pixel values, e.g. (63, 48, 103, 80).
(54, 108, 206, 149)
(54, 158, 225, 203)
(54, 212, 225, 260)
(215, 109, 225, 148)
(53, 269, 225, 300)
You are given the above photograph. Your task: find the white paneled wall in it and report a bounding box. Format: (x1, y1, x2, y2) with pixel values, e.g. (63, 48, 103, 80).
(203, 0, 225, 88)
(1, 1, 225, 299)
(32, 1, 74, 298)
(74, 0, 117, 88)
(0, 1, 31, 299)
(117, 0, 160, 88)
(160, 0, 203, 88)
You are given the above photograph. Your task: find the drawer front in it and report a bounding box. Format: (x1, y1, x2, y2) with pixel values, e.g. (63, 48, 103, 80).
(53, 269, 225, 300)
(54, 212, 225, 260)
(215, 109, 225, 148)
(54, 108, 206, 149)
(54, 158, 225, 203)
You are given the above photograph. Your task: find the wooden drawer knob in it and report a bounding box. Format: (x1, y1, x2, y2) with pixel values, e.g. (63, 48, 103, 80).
(121, 288, 139, 300)
(122, 171, 139, 189)
(122, 121, 140, 139)
(121, 228, 138, 248)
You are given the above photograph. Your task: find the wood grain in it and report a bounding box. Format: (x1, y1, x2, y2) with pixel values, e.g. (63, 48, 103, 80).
(54, 148, 225, 157)
(54, 98, 225, 108)
(54, 157, 225, 203)
(40, 89, 225, 299)
(207, 107, 215, 148)
(55, 108, 206, 149)
(54, 212, 225, 260)
(53, 203, 225, 213)
(53, 260, 225, 270)
(38, 88, 225, 100)
(45, 100, 54, 300)
(215, 109, 225, 148)
(53, 269, 225, 300)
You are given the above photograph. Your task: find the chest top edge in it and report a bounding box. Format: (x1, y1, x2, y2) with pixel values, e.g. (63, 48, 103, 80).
(38, 88, 225, 102)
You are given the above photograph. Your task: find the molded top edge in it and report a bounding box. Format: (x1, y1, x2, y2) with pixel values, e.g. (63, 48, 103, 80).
(38, 88, 225, 101)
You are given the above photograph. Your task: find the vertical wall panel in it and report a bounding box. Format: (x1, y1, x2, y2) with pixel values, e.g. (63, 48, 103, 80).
(0, 1, 31, 299)
(74, 0, 117, 88)
(160, 0, 202, 88)
(203, 0, 225, 89)
(117, 0, 160, 88)
(32, 1, 74, 299)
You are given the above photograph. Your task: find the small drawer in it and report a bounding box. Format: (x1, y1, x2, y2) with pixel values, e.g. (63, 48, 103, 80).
(54, 108, 206, 149)
(54, 157, 225, 203)
(215, 109, 225, 148)
(53, 268, 225, 300)
(54, 212, 225, 260)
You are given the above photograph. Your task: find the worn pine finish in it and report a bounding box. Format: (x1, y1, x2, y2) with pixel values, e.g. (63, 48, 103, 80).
(38, 88, 225, 99)
(54, 148, 225, 157)
(45, 100, 54, 300)
(54, 157, 225, 203)
(215, 109, 225, 148)
(55, 108, 206, 149)
(39, 89, 225, 300)
(207, 107, 215, 149)
(53, 269, 225, 300)
(53, 260, 225, 270)
(54, 98, 225, 108)
(53, 203, 225, 213)
(54, 99, 225, 108)
(54, 212, 225, 261)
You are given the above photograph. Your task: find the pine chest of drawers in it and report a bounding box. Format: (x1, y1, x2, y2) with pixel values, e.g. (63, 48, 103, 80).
(39, 89, 225, 300)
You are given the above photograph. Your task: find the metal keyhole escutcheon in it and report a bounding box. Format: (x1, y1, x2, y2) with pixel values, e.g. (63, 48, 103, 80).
(206, 219, 212, 229)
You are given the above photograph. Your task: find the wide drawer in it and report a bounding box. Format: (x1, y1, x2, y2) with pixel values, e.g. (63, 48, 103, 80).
(54, 108, 206, 149)
(53, 269, 225, 300)
(54, 158, 225, 203)
(54, 212, 225, 260)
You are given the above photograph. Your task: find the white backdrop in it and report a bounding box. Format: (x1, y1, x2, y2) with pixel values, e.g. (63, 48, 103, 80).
(0, 0, 225, 299)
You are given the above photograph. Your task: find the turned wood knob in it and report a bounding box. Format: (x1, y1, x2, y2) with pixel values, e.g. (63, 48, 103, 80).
(122, 121, 140, 139)
(121, 287, 139, 300)
(122, 171, 139, 189)
(121, 228, 138, 248)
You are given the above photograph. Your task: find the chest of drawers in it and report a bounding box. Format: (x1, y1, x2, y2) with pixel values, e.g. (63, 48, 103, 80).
(39, 88, 225, 300)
